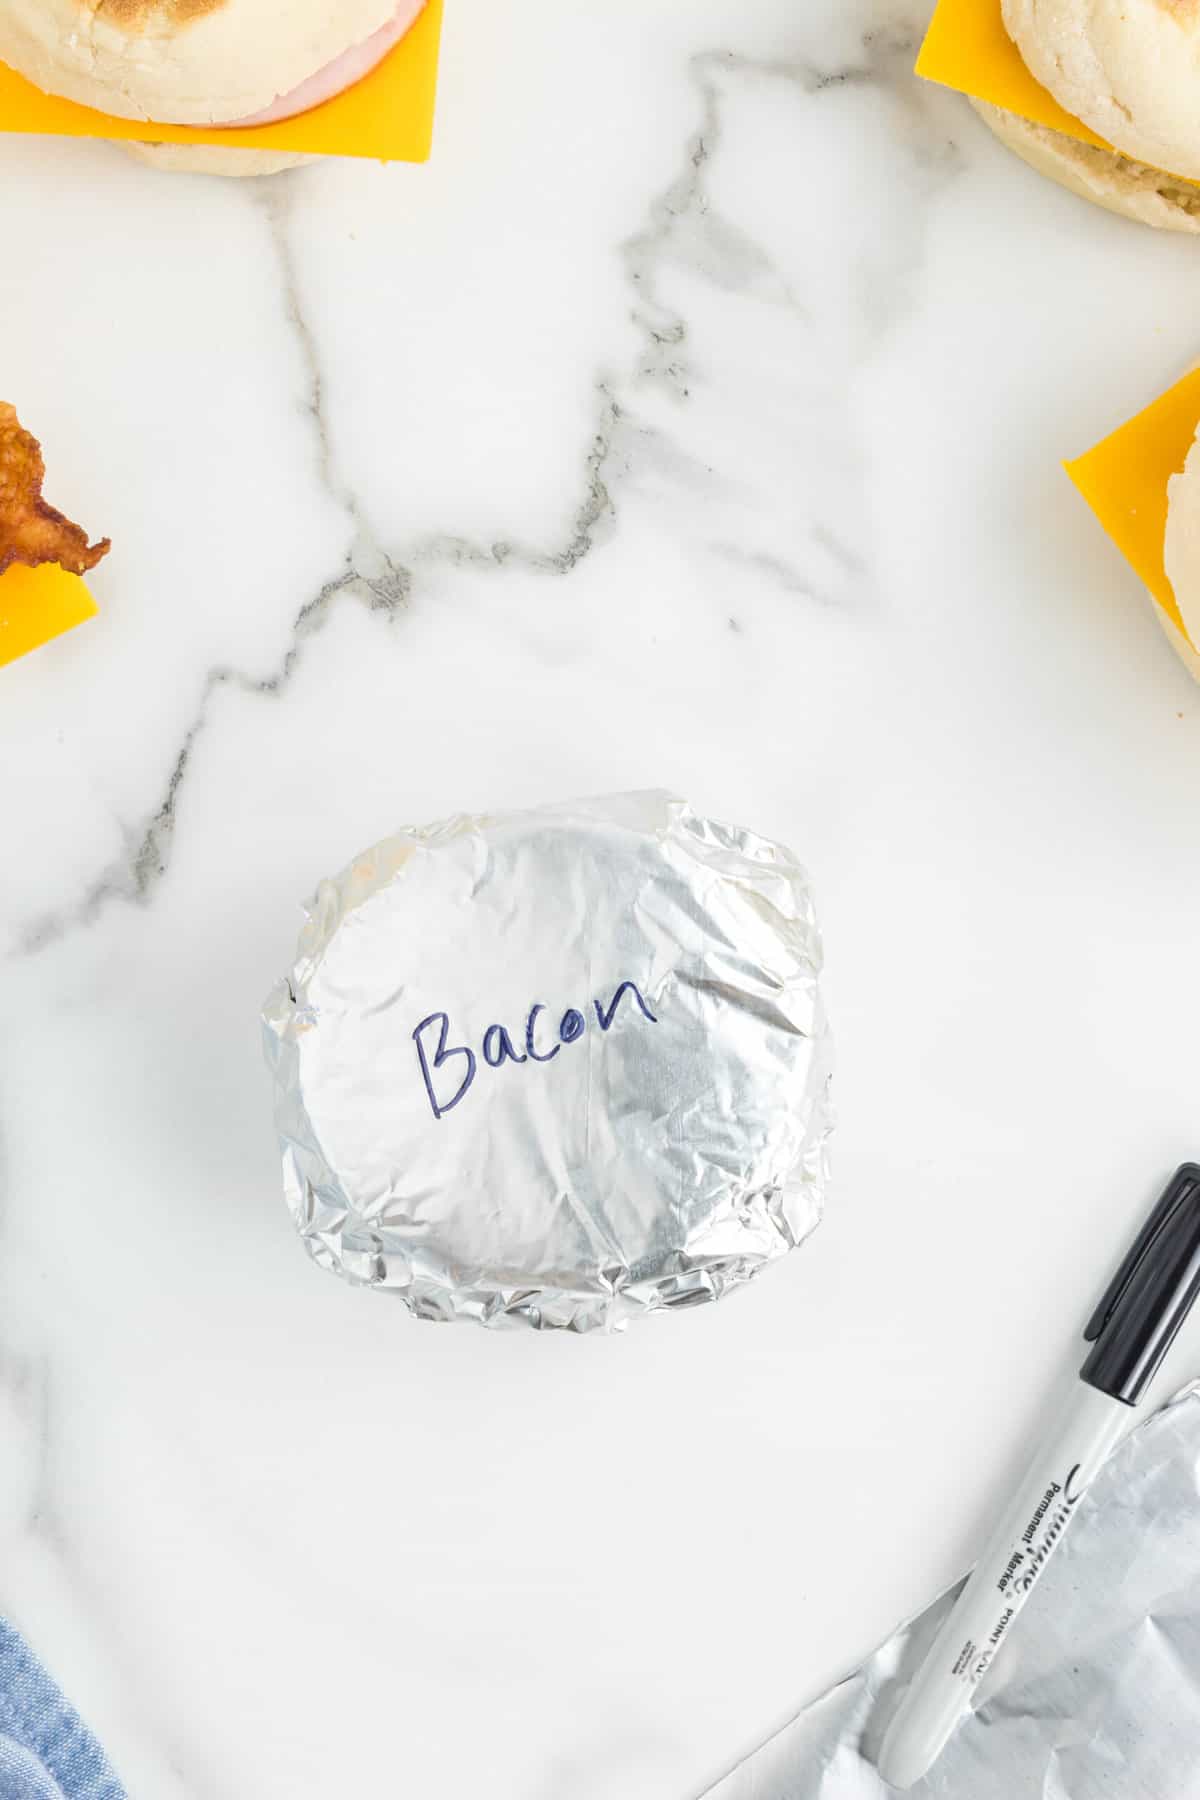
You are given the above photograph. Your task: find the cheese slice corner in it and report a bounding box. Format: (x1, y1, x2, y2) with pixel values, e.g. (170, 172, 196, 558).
(1064, 366, 1200, 656)
(0, 561, 99, 669)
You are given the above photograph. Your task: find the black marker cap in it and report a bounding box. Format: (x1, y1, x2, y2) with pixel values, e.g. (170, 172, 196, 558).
(1081, 1165, 1200, 1407)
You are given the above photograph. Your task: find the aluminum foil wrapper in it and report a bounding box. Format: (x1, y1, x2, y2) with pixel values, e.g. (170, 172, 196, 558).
(704, 1380, 1200, 1799)
(262, 791, 832, 1330)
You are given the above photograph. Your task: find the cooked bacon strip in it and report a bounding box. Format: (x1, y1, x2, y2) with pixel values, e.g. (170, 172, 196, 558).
(0, 403, 110, 578)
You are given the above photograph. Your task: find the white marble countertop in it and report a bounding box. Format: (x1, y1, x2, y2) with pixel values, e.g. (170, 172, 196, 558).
(3, 2, 1200, 1795)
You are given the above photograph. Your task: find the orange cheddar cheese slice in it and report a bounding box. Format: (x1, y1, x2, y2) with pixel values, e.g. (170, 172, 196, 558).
(0, 561, 98, 669)
(1065, 367, 1200, 670)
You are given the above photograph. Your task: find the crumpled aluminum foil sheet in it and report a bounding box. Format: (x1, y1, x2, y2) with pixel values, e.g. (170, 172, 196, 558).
(263, 791, 832, 1330)
(703, 1381, 1200, 1799)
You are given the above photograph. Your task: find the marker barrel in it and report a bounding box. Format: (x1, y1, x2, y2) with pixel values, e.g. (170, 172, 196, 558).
(878, 1382, 1128, 1790)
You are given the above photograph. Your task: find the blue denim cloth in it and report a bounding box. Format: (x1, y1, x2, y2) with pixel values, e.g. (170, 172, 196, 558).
(0, 1622, 124, 1800)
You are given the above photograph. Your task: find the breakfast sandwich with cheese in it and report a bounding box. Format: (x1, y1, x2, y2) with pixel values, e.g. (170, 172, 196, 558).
(976, 0, 1200, 232)
(0, 0, 428, 175)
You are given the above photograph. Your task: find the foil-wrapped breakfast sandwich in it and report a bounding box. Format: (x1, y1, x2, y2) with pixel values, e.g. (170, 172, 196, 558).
(263, 790, 833, 1331)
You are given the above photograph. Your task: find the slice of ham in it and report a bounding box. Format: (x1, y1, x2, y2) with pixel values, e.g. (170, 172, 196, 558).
(226, 0, 428, 126)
